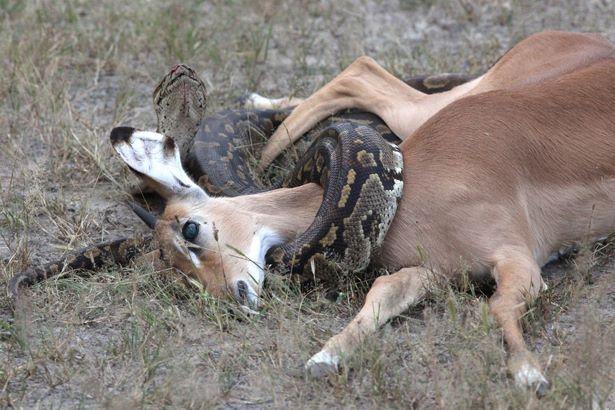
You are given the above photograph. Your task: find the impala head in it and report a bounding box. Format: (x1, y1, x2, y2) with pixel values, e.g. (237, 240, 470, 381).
(111, 127, 279, 311)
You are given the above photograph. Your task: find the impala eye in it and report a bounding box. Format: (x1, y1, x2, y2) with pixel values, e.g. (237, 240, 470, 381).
(182, 221, 199, 241)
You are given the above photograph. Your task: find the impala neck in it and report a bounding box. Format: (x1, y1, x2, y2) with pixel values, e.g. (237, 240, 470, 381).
(228, 182, 323, 241)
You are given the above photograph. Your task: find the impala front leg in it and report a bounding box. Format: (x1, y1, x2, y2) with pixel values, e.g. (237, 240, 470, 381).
(489, 248, 549, 395)
(306, 266, 431, 377)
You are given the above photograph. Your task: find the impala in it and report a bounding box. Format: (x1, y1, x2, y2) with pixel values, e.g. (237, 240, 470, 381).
(106, 31, 615, 395)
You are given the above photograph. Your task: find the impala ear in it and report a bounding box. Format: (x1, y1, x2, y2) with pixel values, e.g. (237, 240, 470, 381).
(110, 127, 208, 201)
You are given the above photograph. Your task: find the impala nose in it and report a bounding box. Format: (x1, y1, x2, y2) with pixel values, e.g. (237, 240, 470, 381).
(234, 279, 259, 311)
(236, 280, 248, 299)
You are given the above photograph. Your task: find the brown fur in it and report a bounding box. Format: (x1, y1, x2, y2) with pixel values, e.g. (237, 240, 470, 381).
(382, 57, 615, 273)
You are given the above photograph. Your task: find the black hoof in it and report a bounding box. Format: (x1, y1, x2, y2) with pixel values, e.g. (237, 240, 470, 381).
(535, 380, 549, 398)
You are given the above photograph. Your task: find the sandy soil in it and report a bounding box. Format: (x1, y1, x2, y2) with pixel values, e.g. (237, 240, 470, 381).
(1, 1, 614, 408)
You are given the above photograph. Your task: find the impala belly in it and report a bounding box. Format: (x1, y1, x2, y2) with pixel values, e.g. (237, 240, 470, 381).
(378, 58, 615, 276)
(524, 181, 615, 267)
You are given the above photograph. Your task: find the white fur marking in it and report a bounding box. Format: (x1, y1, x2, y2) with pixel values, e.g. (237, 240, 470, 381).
(306, 350, 340, 370)
(171, 238, 202, 269)
(188, 250, 202, 269)
(515, 364, 548, 388)
(229, 228, 284, 310)
(247, 228, 283, 288)
(244, 93, 285, 110)
(238, 304, 260, 316)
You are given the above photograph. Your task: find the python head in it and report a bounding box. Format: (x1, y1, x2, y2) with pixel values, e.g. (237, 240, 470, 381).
(110, 127, 287, 312)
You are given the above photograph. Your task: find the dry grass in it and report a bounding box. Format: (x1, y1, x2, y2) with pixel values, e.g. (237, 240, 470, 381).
(1, 0, 615, 408)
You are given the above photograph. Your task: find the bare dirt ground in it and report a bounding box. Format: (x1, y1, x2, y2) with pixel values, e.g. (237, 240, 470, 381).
(1, 0, 615, 408)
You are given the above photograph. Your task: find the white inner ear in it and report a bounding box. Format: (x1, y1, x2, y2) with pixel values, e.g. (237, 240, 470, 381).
(113, 130, 207, 200)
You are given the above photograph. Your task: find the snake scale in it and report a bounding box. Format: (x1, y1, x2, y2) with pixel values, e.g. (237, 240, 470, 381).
(8, 65, 472, 299)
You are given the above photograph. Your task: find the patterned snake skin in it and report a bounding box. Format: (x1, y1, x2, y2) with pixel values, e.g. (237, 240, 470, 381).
(8, 67, 472, 300)
(7, 236, 154, 300)
(187, 107, 401, 196)
(269, 122, 403, 279)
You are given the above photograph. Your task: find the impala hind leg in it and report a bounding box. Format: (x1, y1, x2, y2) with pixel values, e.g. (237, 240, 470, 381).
(306, 266, 431, 377)
(258, 56, 481, 171)
(489, 249, 549, 395)
(244, 73, 475, 110)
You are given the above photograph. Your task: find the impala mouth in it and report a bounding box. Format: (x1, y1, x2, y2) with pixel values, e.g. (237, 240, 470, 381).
(229, 227, 282, 314)
(234, 279, 260, 314)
